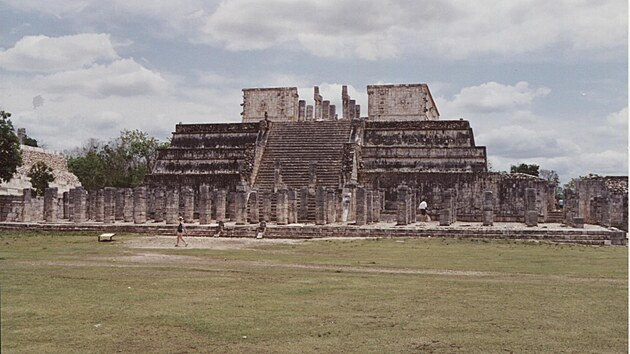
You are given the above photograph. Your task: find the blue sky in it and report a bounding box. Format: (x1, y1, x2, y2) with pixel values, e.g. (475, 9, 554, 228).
(0, 0, 627, 183)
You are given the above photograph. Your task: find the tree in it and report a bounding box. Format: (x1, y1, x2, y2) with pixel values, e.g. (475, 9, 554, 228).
(27, 161, 55, 196)
(22, 134, 38, 147)
(539, 169, 559, 185)
(67, 130, 168, 191)
(0, 110, 23, 183)
(510, 163, 539, 177)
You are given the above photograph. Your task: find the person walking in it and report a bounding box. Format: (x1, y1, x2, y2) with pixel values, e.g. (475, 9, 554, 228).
(418, 197, 428, 222)
(175, 216, 188, 247)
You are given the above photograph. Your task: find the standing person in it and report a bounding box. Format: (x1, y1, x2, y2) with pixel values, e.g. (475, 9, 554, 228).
(342, 192, 351, 222)
(418, 197, 428, 222)
(175, 216, 188, 247)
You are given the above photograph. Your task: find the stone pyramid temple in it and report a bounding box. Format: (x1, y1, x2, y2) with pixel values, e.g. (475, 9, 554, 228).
(145, 83, 552, 222)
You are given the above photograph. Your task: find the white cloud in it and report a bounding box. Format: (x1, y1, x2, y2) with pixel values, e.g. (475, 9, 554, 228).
(443, 81, 550, 114)
(0, 34, 118, 72)
(35, 58, 168, 98)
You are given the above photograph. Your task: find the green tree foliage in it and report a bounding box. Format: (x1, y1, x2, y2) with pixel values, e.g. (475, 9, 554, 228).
(0, 110, 23, 183)
(67, 130, 168, 191)
(22, 135, 38, 147)
(27, 161, 55, 196)
(510, 163, 540, 177)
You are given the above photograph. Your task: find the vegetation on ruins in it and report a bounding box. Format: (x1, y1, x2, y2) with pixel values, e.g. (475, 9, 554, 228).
(27, 161, 55, 196)
(510, 163, 540, 177)
(0, 110, 23, 183)
(22, 134, 38, 147)
(1, 232, 626, 353)
(67, 129, 169, 191)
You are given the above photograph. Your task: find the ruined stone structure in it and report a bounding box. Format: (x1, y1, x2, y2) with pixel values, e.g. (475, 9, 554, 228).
(0, 142, 82, 196)
(5, 83, 626, 240)
(563, 176, 628, 231)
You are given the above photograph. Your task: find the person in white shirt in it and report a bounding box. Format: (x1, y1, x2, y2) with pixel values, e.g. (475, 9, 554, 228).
(418, 197, 428, 222)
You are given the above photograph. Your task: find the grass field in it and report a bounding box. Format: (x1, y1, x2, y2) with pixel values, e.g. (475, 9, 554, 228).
(1, 231, 627, 353)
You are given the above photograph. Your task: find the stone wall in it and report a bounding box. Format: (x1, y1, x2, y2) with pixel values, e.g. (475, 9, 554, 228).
(242, 87, 299, 123)
(359, 172, 550, 222)
(367, 84, 439, 121)
(0, 145, 82, 196)
(564, 176, 628, 231)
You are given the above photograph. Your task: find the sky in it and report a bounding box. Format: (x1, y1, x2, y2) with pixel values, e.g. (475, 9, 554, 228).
(0, 0, 627, 183)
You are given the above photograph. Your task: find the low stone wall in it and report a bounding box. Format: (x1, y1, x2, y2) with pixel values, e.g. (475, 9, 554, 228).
(564, 176, 628, 231)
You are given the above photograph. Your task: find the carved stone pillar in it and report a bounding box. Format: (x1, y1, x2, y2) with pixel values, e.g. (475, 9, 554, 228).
(44, 187, 58, 222)
(199, 185, 212, 224)
(482, 190, 494, 226)
(356, 186, 367, 226)
(133, 187, 147, 224)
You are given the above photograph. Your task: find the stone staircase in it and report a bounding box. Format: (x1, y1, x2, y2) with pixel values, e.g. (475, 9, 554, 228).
(546, 210, 564, 223)
(253, 120, 353, 191)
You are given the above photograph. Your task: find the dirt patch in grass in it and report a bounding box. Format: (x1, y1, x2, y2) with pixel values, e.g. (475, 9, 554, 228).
(124, 235, 306, 250)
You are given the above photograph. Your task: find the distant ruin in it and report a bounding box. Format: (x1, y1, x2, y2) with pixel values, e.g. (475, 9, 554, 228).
(1, 83, 627, 240)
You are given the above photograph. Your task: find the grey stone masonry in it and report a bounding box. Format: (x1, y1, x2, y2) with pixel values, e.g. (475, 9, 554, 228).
(248, 191, 259, 223)
(63, 191, 69, 219)
(73, 187, 87, 223)
(525, 188, 538, 227)
(235, 189, 247, 225)
(95, 189, 105, 222)
(165, 188, 179, 224)
(326, 188, 336, 223)
(88, 191, 96, 221)
(276, 188, 288, 225)
(356, 186, 367, 226)
(44, 187, 58, 222)
(182, 186, 194, 223)
(133, 187, 147, 224)
(199, 185, 212, 224)
(306, 105, 313, 121)
(288, 189, 298, 224)
(115, 188, 125, 221)
(262, 191, 271, 222)
(299, 187, 309, 221)
(314, 86, 322, 120)
(103, 187, 115, 224)
(308, 162, 317, 194)
(439, 189, 454, 226)
(482, 190, 494, 226)
(365, 190, 373, 224)
(215, 189, 227, 222)
(153, 188, 165, 222)
(316, 186, 327, 225)
(573, 216, 585, 228)
(21, 188, 32, 222)
(298, 100, 306, 121)
(396, 184, 409, 225)
(322, 100, 330, 120)
(68, 190, 75, 220)
(372, 190, 381, 222)
(410, 190, 417, 222)
(123, 188, 134, 223)
(228, 192, 236, 221)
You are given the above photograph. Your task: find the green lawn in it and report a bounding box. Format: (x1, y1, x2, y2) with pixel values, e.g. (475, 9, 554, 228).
(1, 231, 627, 353)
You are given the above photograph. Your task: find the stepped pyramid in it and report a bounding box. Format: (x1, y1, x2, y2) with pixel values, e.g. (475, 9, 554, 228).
(253, 120, 352, 190)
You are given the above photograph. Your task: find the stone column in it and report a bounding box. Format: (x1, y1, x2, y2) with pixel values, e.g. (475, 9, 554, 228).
(288, 189, 298, 224)
(21, 188, 32, 222)
(133, 187, 147, 224)
(482, 190, 494, 226)
(348, 100, 356, 120)
(330, 105, 336, 120)
(525, 187, 538, 227)
(73, 187, 87, 223)
(199, 185, 212, 224)
(63, 191, 69, 220)
(372, 191, 381, 223)
(322, 100, 330, 120)
(342, 85, 350, 119)
(123, 188, 134, 222)
(308, 162, 317, 194)
(326, 188, 336, 223)
(103, 187, 115, 224)
(87, 191, 96, 221)
(299, 187, 309, 222)
(165, 188, 179, 224)
(306, 105, 314, 121)
(439, 189, 453, 226)
(95, 189, 105, 222)
(227, 191, 236, 221)
(68, 189, 75, 221)
(182, 186, 194, 223)
(276, 188, 288, 225)
(315, 186, 327, 225)
(153, 188, 165, 222)
(410, 189, 417, 223)
(298, 100, 306, 121)
(356, 186, 367, 226)
(43, 187, 58, 222)
(347, 184, 357, 222)
(215, 189, 227, 222)
(366, 190, 374, 224)
(396, 184, 409, 226)
(262, 191, 271, 222)
(235, 189, 247, 225)
(248, 191, 259, 223)
(114, 188, 125, 221)
(314, 86, 322, 120)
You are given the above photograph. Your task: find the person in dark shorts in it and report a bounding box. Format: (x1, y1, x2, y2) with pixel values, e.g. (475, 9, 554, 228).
(175, 216, 188, 247)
